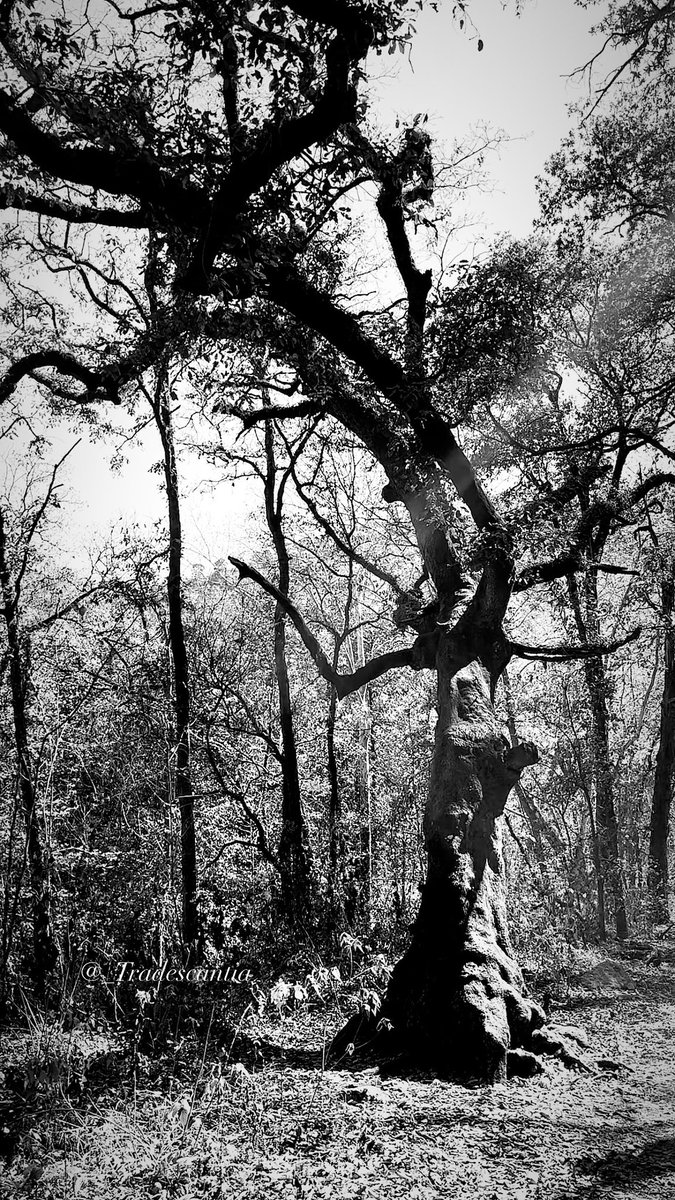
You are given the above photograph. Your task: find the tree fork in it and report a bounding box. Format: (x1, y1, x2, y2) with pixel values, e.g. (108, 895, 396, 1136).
(263, 410, 316, 926)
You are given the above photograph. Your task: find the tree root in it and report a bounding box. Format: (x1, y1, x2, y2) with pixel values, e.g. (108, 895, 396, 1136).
(506, 1048, 546, 1078)
(529, 1026, 593, 1071)
(328, 1004, 598, 1078)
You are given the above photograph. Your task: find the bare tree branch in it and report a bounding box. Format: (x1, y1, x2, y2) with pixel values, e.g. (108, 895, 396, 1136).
(570, 0, 675, 116)
(263, 260, 500, 531)
(229, 556, 415, 697)
(204, 728, 279, 870)
(13, 441, 80, 601)
(508, 625, 641, 663)
(25, 584, 103, 635)
(515, 472, 675, 590)
(0, 352, 119, 405)
(226, 398, 323, 427)
(0, 186, 148, 227)
(595, 562, 640, 577)
(0, 88, 207, 223)
(286, 456, 405, 597)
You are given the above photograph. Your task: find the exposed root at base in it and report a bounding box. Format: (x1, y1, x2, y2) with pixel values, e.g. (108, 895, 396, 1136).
(328, 1008, 600, 1080)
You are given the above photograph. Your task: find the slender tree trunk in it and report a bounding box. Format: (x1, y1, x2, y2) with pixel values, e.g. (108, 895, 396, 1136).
(587, 653, 626, 940)
(263, 417, 314, 922)
(352, 684, 373, 928)
(327, 679, 347, 934)
(502, 670, 559, 897)
(372, 653, 543, 1081)
(274, 589, 314, 917)
(327, 684, 341, 877)
(568, 572, 628, 940)
(648, 566, 675, 922)
(0, 510, 57, 985)
(153, 380, 199, 953)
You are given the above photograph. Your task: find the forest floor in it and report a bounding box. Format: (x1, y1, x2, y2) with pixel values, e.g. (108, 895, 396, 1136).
(1, 956, 675, 1199)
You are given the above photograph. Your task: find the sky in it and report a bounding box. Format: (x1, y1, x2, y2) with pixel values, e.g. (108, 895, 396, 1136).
(3, 0, 616, 571)
(373, 0, 605, 239)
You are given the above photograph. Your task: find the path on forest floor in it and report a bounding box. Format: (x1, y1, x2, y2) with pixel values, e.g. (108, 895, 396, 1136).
(231, 960, 675, 1200)
(2, 959, 675, 1199)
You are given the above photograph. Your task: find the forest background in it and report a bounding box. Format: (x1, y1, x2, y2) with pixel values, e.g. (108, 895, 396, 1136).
(0, 0, 674, 1094)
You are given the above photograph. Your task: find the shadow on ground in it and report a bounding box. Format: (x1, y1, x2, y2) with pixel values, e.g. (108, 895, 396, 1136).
(574, 1137, 675, 1190)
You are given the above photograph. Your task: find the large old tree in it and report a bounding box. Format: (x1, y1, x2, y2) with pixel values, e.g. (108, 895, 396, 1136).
(0, 0, 657, 1077)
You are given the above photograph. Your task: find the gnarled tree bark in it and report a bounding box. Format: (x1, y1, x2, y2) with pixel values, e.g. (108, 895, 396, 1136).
(381, 654, 543, 1080)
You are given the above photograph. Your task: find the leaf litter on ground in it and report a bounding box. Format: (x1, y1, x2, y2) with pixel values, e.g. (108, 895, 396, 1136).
(1, 958, 675, 1198)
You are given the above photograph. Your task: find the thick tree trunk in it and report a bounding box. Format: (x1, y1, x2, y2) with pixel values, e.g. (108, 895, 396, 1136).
(375, 655, 543, 1082)
(648, 568, 675, 922)
(0, 511, 58, 985)
(154, 384, 200, 953)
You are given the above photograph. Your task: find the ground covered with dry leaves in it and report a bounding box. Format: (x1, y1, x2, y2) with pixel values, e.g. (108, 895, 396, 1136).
(2, 957, 675, 1199)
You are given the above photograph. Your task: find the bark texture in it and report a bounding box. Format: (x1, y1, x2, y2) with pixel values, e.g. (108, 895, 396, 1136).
(379, 655, 544, 1081)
